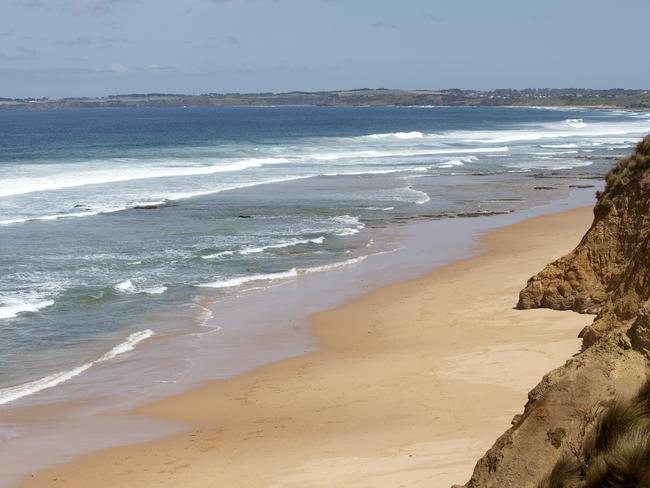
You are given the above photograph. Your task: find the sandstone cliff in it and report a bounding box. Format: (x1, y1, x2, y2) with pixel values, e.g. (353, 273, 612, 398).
(458, 135, 650, 488)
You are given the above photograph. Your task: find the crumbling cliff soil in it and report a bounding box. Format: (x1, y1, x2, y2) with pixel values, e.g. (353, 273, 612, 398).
(458, 135, 650, 488)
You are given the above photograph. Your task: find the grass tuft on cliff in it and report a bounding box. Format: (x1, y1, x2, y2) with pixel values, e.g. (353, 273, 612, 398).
(597, 134, 650, 210)
(539, 379, 650, 488)
(538, 456, 582, 488)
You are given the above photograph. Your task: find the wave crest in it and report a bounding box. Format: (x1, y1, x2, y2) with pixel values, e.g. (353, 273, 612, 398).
(197, 269, 299, 289)
(0, 297, 55, 320)
(362, 131, 425, 140)
(202, 236, 325, 260)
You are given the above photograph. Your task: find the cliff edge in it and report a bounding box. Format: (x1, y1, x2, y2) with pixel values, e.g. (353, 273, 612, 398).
(458, 135, 650, 488)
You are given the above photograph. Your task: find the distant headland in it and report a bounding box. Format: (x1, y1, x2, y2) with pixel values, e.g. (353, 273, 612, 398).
(2, 88, 649, 110)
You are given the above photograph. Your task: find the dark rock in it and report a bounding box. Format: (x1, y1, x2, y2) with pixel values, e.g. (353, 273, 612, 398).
(456, 210, 512, 218)
(546, 427, 566, 448)
(133, 204, 161, 210)
(627, 308, 650, 356)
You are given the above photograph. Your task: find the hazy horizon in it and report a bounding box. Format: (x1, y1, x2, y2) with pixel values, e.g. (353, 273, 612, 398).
(6, 86, 650, 101)
(2, 0, 649, 99)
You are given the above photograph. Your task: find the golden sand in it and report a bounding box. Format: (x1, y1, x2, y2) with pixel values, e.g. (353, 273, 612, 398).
(18, 207, 594, 488)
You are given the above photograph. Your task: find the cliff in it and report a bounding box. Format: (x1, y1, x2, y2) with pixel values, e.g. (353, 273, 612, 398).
(458, 135, 650, 487)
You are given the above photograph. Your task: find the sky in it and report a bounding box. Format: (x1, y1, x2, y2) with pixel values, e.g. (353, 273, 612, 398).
(1, 0, 649, 98)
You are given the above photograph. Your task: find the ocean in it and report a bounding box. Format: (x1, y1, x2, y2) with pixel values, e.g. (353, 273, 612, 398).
(1, 105, 648, 406)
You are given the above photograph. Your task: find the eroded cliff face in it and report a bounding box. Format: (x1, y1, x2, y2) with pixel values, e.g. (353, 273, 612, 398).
(458, 135, 650, 488)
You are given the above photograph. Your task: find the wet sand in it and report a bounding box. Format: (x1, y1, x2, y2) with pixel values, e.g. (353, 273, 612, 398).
(17, 206, 594, 488)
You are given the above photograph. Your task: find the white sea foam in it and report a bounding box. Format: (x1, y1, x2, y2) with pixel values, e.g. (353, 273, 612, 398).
(199, 255, 370, 291)
(438, 160, 465, 168)
(196, 304, 215, 327)
(0, 364, 94, 406)
(303, 255, 368, 273)
(0, 175, 316, 227)
(0, 210, 103, 226)
(335, 228, 362, 236)
(0, 157, 292, 198)
(440, 120, 650, 145)
(362, 131, 425, 140)
(98, 329, 155, 361)
(0, 329, 154, 405)
(322, 167, 429, 177)
(202, 236, 325, 259)
(238, 237, 325, 255)
(405, 187, 430, 204)
(140, 285, 168, 295)
(114, 279, 135, 293)
(523, 106, 588, 111)
(539, 143, 580, 149)
(308, 146, 509, 162)
(114, 279, 167, 295)
(533, 150, 580, 156)
(202, 250, 236, 259)
(0, 298, 55, 320)
(330, 214, 362, 226)
(197, 269, 299, 289)
(330, 215, 366, 236)
(341, 117, 649, 147)
(565, 118, 587, 128)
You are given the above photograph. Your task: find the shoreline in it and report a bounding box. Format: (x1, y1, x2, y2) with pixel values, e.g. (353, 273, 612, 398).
(3, 104, 650, 112)
(0, 186, 599, 487)
(16, 204, 595, 488)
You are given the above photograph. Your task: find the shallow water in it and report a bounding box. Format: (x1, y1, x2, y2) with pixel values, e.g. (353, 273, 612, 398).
(0, 185, 599, 487)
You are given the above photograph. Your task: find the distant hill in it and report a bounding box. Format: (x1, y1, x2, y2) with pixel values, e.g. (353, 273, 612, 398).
(2, 88, 650, 110)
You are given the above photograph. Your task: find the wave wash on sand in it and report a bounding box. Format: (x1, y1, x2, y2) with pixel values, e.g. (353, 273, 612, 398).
(0, 329, 154, 406)
(15, 205, 599, 488)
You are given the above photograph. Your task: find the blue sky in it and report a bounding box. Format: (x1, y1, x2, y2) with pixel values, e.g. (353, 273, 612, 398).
(1, 0, 649, 98)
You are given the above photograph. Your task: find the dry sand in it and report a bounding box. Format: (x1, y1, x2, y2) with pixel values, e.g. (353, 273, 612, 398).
(17, 207, 594, 488)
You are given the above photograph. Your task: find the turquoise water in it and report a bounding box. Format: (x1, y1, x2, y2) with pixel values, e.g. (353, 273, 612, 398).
(0, 105, 647, 403)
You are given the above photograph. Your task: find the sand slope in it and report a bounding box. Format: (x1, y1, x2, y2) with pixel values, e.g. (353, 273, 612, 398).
(18, 207, 594, 488)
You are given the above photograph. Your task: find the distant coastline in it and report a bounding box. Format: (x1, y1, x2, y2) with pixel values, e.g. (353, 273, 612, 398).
(2, 88, 650, 110)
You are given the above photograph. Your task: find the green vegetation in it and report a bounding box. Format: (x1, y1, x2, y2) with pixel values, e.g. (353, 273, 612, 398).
(596, 134, 650, 210)
(1, 88, 650, 110)
(539, 379, 650, 488)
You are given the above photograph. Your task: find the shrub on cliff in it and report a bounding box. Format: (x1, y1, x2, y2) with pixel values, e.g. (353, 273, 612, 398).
(538, 379, 650, 488)
(538, 456, 582, 488)
(596, 134, 650, 210)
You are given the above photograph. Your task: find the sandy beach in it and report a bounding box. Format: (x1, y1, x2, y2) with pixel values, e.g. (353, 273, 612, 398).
(17, 206, 594, 488)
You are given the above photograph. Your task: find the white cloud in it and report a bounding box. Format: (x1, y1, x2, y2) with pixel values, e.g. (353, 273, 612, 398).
(108, 62, 129, 73)
(15, 0, 45, 9)
(0, 46, 39, 62)
(147, 64, 174, 73)
(63, 0, 135, 16)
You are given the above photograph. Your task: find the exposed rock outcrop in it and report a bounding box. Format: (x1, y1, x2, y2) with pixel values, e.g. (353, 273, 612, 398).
(459, 135, 650, 488)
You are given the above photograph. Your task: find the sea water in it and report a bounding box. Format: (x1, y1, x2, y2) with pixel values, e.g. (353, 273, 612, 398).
(0, 105, 648, 405)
